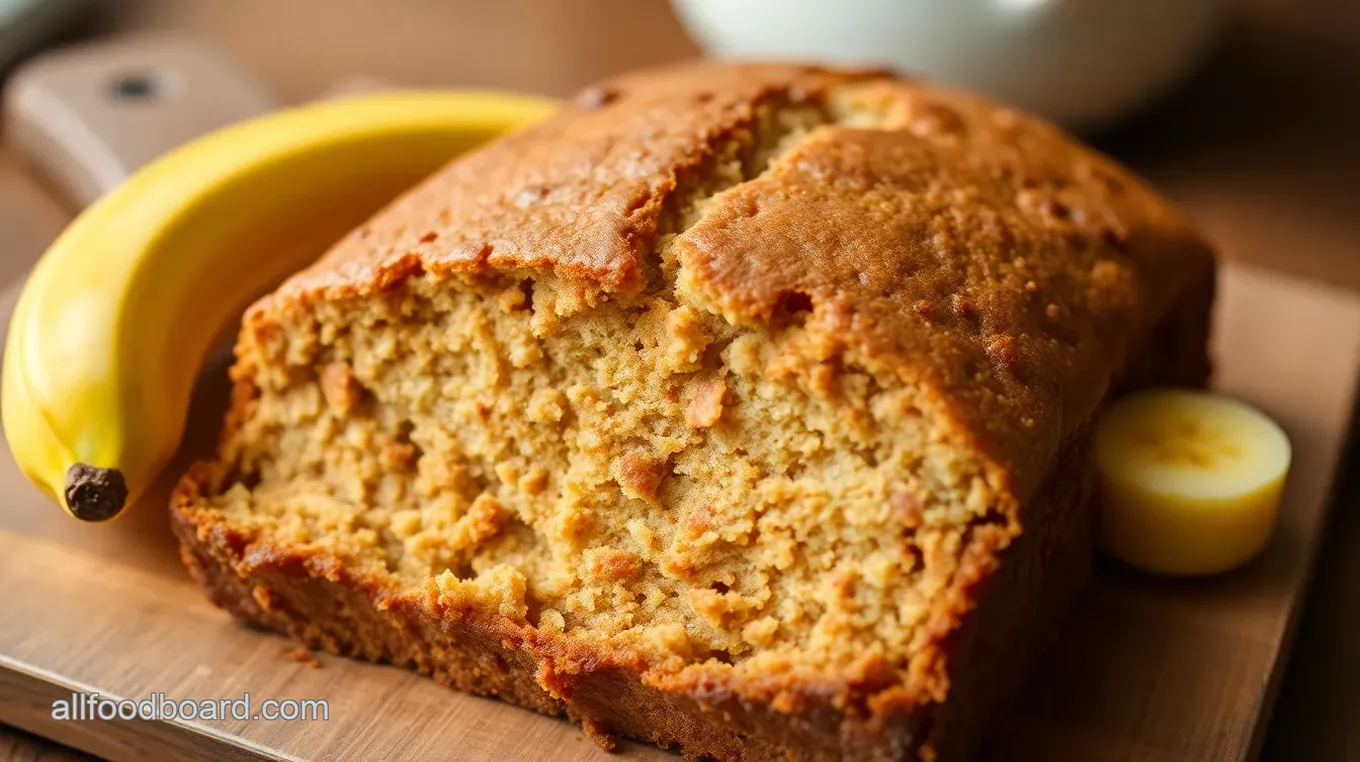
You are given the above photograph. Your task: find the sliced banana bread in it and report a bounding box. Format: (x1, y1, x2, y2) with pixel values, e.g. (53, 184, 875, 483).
(172, 62, 1216, 761)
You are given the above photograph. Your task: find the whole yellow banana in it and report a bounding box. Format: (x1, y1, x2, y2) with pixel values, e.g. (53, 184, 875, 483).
(3, 90, 558, 521)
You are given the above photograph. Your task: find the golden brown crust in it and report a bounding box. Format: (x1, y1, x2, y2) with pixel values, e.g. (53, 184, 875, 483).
(672, 85, 1214, 504)
(261, 64, 875, 302)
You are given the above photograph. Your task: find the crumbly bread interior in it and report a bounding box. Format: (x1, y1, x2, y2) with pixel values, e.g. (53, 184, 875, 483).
(208, 94, 1002, 689)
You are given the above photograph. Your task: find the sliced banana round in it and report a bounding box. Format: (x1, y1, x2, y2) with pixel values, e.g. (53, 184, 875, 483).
(1094, 388, 1292, 576)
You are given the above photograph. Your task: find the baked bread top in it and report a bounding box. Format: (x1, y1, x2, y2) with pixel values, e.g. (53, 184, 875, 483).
(258, 61, 1215, 512)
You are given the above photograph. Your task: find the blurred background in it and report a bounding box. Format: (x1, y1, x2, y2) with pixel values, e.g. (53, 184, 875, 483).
(0, 0, 1358, 760)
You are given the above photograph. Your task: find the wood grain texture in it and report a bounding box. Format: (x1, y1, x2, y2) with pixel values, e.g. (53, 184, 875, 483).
(0, 263, 1354, 762)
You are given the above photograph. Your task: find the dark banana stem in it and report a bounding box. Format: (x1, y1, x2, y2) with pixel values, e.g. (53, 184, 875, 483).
(64, 463, 128, 522)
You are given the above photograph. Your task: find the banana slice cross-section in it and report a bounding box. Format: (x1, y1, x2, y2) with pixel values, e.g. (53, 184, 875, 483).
(1095, 388, 1292, 576)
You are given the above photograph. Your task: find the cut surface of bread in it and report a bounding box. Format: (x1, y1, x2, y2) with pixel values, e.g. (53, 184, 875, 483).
(172, 62, 1217, 761)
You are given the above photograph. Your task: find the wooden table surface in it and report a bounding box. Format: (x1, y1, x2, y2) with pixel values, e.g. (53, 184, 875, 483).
(1, 0, 1358, 760)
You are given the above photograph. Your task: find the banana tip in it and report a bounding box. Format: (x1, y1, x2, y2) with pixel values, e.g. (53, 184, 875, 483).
(64, 463, 128, 522)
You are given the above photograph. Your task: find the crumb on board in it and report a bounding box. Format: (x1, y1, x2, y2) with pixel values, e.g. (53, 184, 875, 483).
(283, 646, 322, 669)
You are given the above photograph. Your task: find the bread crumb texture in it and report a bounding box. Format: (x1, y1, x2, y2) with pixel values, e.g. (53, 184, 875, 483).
(175, 62, 1214, 728)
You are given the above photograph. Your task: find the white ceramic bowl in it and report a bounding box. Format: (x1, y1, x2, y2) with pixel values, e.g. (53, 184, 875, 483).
(670, 0, 1229, 131)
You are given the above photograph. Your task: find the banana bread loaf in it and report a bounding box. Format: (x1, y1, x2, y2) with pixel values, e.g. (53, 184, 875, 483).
(171, 62, 1216, 761)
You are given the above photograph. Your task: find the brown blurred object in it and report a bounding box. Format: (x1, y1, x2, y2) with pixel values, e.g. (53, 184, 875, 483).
(6, 36, 277, 206)
(0, 0, 1357, 760)
(1098, 0, 1360, 296)
(0, 726, 93, 762)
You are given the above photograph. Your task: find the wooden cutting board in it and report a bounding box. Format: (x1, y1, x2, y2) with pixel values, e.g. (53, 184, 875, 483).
(0, 262, 1356, 762)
